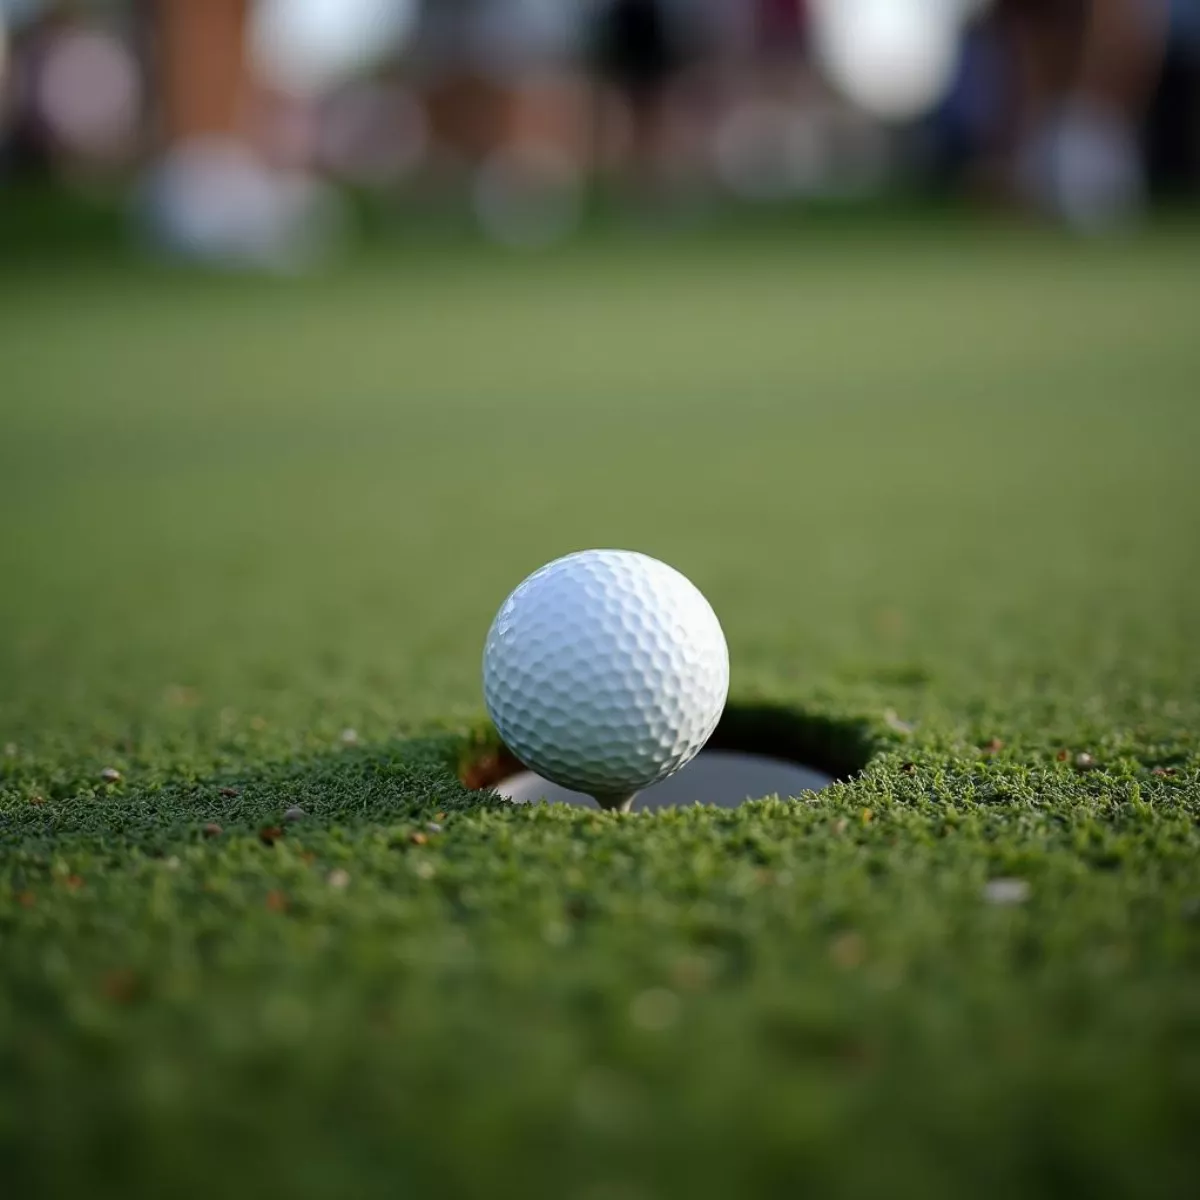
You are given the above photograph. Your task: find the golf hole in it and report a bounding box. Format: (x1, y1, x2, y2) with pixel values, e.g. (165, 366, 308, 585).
(463, 704, 870, 812)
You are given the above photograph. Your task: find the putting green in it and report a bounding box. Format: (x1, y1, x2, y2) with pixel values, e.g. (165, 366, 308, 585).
(2, 218, 1198, 1198)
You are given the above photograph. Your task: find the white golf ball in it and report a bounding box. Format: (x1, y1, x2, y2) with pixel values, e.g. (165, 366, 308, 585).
(483, 550, 729, 802)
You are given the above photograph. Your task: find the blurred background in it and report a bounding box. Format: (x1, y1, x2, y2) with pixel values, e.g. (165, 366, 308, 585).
(2, 0, 1198, 761)
(0, 0, 1197, 266)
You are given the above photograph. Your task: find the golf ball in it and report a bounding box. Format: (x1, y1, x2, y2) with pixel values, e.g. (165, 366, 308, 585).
(483, 550, 729, 800)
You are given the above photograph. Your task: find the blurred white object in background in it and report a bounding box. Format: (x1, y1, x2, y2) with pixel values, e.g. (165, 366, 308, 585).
(139, 137, 347, 271)
(1017, 99, 1146, 232)
(810, 0, 963, 122)
(250, 0, 418, 96)
(35, 27, 142, 163)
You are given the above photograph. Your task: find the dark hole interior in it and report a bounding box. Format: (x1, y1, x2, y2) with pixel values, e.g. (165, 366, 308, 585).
(462, 702, 873, 808)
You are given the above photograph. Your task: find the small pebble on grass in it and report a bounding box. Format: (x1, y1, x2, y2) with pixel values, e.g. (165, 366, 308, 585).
(283, 806, 306, 823)
(983, 878, 1031, 905)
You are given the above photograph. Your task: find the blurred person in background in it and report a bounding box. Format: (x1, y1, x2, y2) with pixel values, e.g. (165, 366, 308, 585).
(0, 4, 71, 178)
(2, 0, 1195, 259)
(409, 0, 585, 245)
(141, 0, 343, 270)
(413, 0, 573, 165)
(1146, 0, 1200, 194)
(587, 0, 685, 190)
(997, 0, 1169, 229)
(586, 0, 744, 202)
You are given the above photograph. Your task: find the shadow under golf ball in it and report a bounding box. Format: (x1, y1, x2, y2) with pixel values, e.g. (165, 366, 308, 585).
(496, 749, 833, 811)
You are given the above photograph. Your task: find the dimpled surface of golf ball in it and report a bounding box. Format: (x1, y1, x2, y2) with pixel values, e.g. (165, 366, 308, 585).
(483, 550, 729, 798)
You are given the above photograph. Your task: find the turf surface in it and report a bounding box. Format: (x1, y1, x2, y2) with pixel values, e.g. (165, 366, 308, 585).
(2, 217, 1199, 1198)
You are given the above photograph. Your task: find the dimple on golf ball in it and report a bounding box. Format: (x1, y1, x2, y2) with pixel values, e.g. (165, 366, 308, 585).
(482, 549, 729, 803)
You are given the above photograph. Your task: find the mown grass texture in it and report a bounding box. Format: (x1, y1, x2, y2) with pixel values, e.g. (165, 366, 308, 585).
(1, 219, 1199, 1199)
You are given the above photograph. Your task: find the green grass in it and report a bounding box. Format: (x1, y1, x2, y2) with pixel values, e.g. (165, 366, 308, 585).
(2, 216, 1199, 1199)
